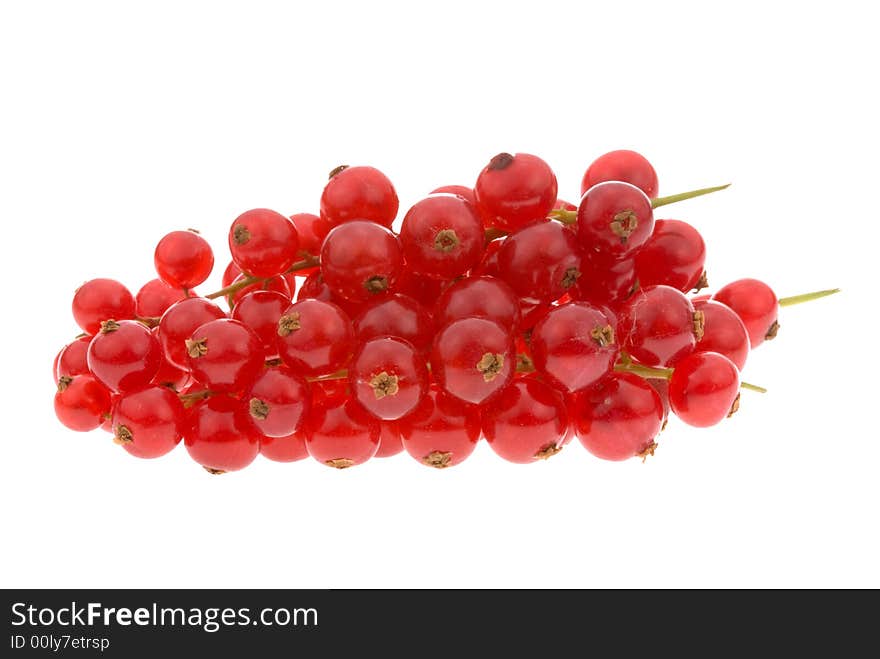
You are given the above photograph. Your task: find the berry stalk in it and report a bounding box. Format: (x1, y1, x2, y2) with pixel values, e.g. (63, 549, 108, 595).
(614, 361, 767, 393)
(778, 288, 840, 307)
(651, 184, 730, 209)
(205, 256, 320, 300)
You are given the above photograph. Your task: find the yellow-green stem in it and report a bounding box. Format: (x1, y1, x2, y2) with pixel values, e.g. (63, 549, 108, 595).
(651, 183, 730, 209)
(778, 288, 840, 307)
(615, 361, 766, 393)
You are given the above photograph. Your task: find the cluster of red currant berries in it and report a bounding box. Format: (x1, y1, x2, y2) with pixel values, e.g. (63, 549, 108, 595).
(53, 150, 838, 473)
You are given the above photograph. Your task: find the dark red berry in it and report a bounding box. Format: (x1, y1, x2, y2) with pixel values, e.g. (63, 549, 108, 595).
(349, 337, 429, 420)
(222, 261, 242, 288)
(305, 381, 380, 469)
(577, 181, 654, 259)
(289, 212, 331, 260)
(475, 152, 557, 231)
(581, 149, 659, 198)
(434, 275, 520, 334)
(398, 386, 481, 469)
(185, 318, 264, 393)
(353, 294, 434, 353)
(619, 285, 698, 367)
(320, 220, 403, 302)
(229, 208, 300, 278)
(135, 279, 190, 318)
(260, 431, 309, 463)
(150, 327, 190, 390)
(246, 366, 310, 438)
(634, 219, 706, 292)
(231, 290, 290, 357)
(54, 375, 112, 432)
(72, 278, 136, 335)
(712, 278, 778, 348)
(276, 299, 354, 376)
(154, 230, 214, 289)
(55, 335, 91, 380)
(111, 385, 185, 458)
(669, 352, 740, 427)
(570, 254, 637, 307)
(692, 299, 749, 370)
(320, 165, 399, 228)
(296, 270, 365, 319)
(228, 273, 291, 308)
(185, 396, 260, 473)
(87, 320, 161, 393)
(158, 297, 227, 369)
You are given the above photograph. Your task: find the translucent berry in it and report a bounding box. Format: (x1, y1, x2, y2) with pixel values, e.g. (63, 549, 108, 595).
(353, 294, 434, 353)
(260, 431, 309, 463)
(246, 366, 309, 438)
(570, 255, 637, 307)
(619, 285, 699, 367)
(692, 299, 749, 370)
(154, 229, 214, 289)
(231, 290, 290, 357)
(111, 385, 185, 458)
(185, 318, 264, 393)
(158, 297, 227, 369)
(320, 220, 403, 302)
(276, 299, 354, 376)
(55, 335, 91, 380)
(577, 181, 654, 259)
(185, 396, 260, 473)
(399, 386, 481, 469)
(135, 279, 190, 318)
(305, 381, 380, 469)
(634, 219, 706, 292)
(375, 421, 403, 458)
(475, 152, 558, 230)
(320, 165, 399, 228)
(712, 278, 778, 348)
(580, 149, 659, 199)
(54, 375, 112, 432)
(433, 276, 520, 334)
(72, 278, 135, 335)
(229, 208, 300, 277)
(349, 337, 429, 420)
(669, 352, 741, 427)
(87, 320, 162, 393)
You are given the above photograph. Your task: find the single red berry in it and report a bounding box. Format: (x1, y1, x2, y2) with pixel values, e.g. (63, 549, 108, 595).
(400, 194, 484, 280)
(72, 278, 136, 335)
(349, 337, 429, 420)
(570, 254, 638, 307)
(669, 352, 741, 427)
(135, 279, 190, 319)
(154, 229, 214, 289)
(375, 420, 403, 458)
(227, 273, 291, 308)
(577, 182, 654, 259)
(185, 318, 264, 393)
(55, 335, 91, 380)
(431, 185, 476, 205)
(619, 285, 699, 367)
(635, 219, 706, 292)
(399, 386, 481, 469)
(483, 378, 569, 463)
(87, 320, 161, 393)
(231, 290, 289, 357)
(581, 149, 659, 199)
(353, 293, 434, 353)
(304, 381, 380, 469)
(185, 396, 260, 473)
(289, 212, 331, 259)
(692, 299, 749, 370)
(475, 152, 558, 230)
(260, 431, 309, 463)
(571, 372, 663, 461)
(497, 220, 583, 304)
(531, 302, 619, 393)
(229, 208, 300, 278)
(276, 299, 354, 376)
(320, 165, 399, 228)
(54, 375, 112, 432)
(296, 270, 366, 320)
(712, 278, 778, 348)
(393, 267, 447, 309)
(150, 327, 190, 390)
(320, 220, 403, 301)
(158, 297, 227, 369)
(111, 385, 185, 458)
(222, 261, 242, 288)
(434, 275, 520, 334)
(431, 317, 515, 405)
(246, 365, 309, 438)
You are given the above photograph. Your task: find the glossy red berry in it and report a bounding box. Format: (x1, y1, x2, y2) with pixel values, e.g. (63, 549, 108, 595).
(531, 302, 619, 393)
(349, 337, 429, 420)
(320, 165, 399, 228)
(260, 431, 309, 463)
(570, 254, 637, 307)
(431, 317, 515, 405)
(222, 261, 242, 288)
(580, 149, 659, 199)
(246, 366, 310, 438)
(289, 212, 331, 259)
(692, 299, 749, 370)
(619, 285, 698, 367)
(87, 320, 161, 393)
(353, 294, 434, 353)
(154, 230, 214, 289)
(471, 238, 504, 278)
(375, 420, 403, 458)
(669, 352, 740, 427)
(571, 372, 663, 461)
(185, 318, 264, 393)
(434, 275, 520, 334)
(296, 270, 365, 319)
(320, 220, 403, 301)
(229, 208, 300, 278)
(482, 378, 569, 463)
(185, 396, 260, 473)
(304, 381, 380, 468)
(399, 386, 481, 469)
(393, 267, 446, 310)
(276, 299, 354, 376)
(635, 219, 706, 292)
(111, 385, 185, 458)
(400, 194, 484, 280)
(55, 335, 91, 380)
(712, 278, 778, 348)
(54, 375, 112, 432)
(227, 273, 291, 308)
(72, 278, 136, 335)
(497, 220, 583, 304)
(475, 152, 557, 230)
(150, 327, 190, 390)
(158, 297, 227, 369)
(577, 181, 654, 259)
(135, 279, 190, 318)
(231, 290, 289, 357)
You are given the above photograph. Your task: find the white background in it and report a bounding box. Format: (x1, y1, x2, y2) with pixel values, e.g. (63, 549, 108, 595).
(1, 1, 876, 588)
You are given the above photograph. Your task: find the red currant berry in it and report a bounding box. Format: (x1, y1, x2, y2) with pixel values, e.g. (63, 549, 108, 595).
(531, 302, 619, 393)
(570, 254, 638, 307)
(434, 275, 520, 334)
(400, 194, 484, 280)
(577, 182, 654, 259)
(399, 386, 481, 469)
(635, 219, 706, 292)
(320, 165, 399, 228)
(260, 431, 309, 463)
(231, 290, 289, 357)
(349, 337, 429, 420)
(72, 278, 136, 335)
(581, 149, 659, 199)
(320, 220, 403, 301)
(692, 299, 749, 370)
(185, 318, 264, 393)
(54, 375, 112, 431)
(497, 220, 583, 304)
(669, 352, 740, 427)
(246, 366, 309, 438)
(712, 278, 778, 348)
(276, 299, 354, 376)
(470, 238, 504, 278)
(87, 320, 161, 393)
(158, 297, 227, 369)
(483, 378, 569, 463)
(393, 267, 446, 309)
(296, 271, 366, 319)
(222, 261, 242, 288)
(475, 152, 557, 230)
(289, 212, 331, 259)
(619, 285, 699, 367)
(55, 335, 91, 380)
(111, 385, 185, 458)
(431, 184, 476, 205)
(375, 420, 403, 458)
(571, 372, 663, 461)
(229, 208, 300, 278)
(150, 327, 190, 390)
(431, 317, 515, 405)
(185, 396, 260, 473)
(305, 381, 380, 469)
(135, 279, 190, 319)
(227, 273, 291, 308)
(647, 378, 671, 427)
(353, 294, 434, 353)
(154, 229, 214, 289)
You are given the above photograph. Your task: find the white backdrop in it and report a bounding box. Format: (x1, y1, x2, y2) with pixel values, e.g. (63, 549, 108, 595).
(1, 0, 875, 588)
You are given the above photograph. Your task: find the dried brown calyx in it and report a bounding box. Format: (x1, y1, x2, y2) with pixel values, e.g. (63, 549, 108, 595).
(488, 152, 514, 171)
(561, 267, 581, 289)
(203, 467, 226, 475)
(765, 320, 780, 341)
(370, 372, 399, 399)
(328, 164, 349, 179)
(434, 229, 459, 253)
(638, 442, 658, 463)
(693, 271, 709, 292)
(610, 209, 638, 243)
(326, 458, 355, 469)
(100, 319, 120, 333)
(113, 425, 133, 445)
(590, 324, 615, 347)
(476, 352, 504, 382)
(422, 451, 453, 469)
(185, 338, 208, 358)
(233, 224, 251, 245)
(57, 376, 73, 392)
(692, 310, 706, 342)
(534, 444, 562, 460)
(727, 392, 741, 418)
(364, 275, 389, 294)
(277, 312, 301, 336)
(249, 398, 270, 420)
